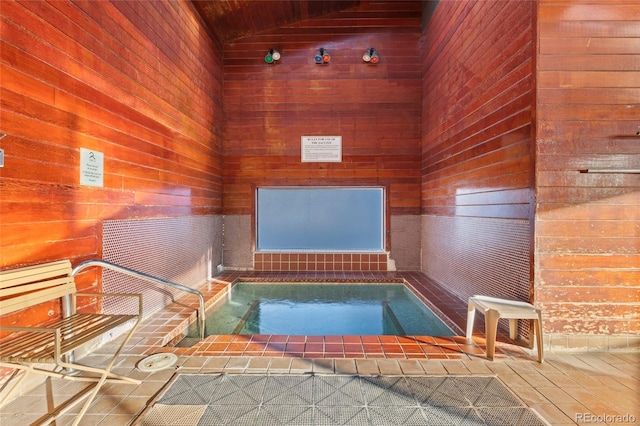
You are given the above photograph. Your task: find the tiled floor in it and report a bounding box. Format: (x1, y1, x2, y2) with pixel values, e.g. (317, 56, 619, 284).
(1, 272, 638, 425)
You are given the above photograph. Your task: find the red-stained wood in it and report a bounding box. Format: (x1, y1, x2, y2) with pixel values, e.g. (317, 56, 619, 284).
(421, 0, 535, 219)
(0, 0, 222, 385)
(419, 0, 537, 336)
(192, 0, 362, 43)
(539, 269, 640, 287)
(222, 3, 422, 216)
(0, 0, 223, 269)
(535, 0, 640, 336)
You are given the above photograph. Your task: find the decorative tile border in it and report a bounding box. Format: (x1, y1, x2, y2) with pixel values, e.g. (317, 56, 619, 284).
(254, 253, 388, 271)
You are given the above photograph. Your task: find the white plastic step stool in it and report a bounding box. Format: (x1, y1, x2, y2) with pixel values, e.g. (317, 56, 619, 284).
(466, 295, 543, 362)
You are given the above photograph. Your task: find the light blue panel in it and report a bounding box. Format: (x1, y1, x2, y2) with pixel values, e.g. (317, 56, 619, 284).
(257, 187, 384, 251)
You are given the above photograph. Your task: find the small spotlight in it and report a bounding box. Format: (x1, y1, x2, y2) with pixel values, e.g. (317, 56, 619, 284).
(315, 48, 330, 64)
(363, 48, 379, 64)
(265, 49, 281, 64)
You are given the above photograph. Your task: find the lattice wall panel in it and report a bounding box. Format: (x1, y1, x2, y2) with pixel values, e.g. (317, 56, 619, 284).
(421, 215, 532, 339)
(102, 216, 222, 317)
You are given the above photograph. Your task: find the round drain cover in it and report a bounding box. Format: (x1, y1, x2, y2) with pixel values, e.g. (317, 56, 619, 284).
(136, 353, 178, 372)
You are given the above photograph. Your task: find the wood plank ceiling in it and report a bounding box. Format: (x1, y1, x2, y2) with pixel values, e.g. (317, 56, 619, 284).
(191, 0, 423, 42)
(191, 0, 360, 42)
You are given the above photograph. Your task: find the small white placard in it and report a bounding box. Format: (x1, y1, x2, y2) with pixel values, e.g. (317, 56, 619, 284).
(301, 136, 342, 162)
(80, 148, 104, 187)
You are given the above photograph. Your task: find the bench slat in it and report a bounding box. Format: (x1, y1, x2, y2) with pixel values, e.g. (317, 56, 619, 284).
(60, 314, 137, 353)
(0, 260, 72, 289)
(0, 282, 76, 315)
(0, 313, 137, 363)
(0, 260, 76, 315)
(0, 330, 54, 357)
(0, 276, 74, 297)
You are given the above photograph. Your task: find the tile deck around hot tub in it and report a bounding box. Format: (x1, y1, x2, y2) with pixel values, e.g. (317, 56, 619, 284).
(123, 270, 538, 362)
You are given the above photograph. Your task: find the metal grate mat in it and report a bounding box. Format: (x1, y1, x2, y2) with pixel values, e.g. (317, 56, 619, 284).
(137, 374, 549, 425)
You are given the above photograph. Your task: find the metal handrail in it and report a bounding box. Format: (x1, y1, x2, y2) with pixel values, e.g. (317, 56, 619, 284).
(71, 259, 206, 339)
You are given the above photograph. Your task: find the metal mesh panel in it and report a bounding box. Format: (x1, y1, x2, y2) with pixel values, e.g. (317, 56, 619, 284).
(102, 215, 222, 317)
(143, 375, 548, 426)
(421, 215, 532, 339)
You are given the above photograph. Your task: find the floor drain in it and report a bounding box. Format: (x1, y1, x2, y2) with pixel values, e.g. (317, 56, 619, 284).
(137, 353, 178, 372)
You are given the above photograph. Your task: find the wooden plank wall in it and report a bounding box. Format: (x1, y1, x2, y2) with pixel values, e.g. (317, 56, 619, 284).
(536, 0, 640, 336)
(0, 0, 224, 272)
(0, 0, 223, 356)
(222, 2, 423, 217)
(420, 1, 536, 305)
(421, 0, 535, 219)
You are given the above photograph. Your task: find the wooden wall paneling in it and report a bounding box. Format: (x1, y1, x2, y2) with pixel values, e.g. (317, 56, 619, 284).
(0, 0, 224, 391)
(421, 0, 534, 209)
(538, 269, 640, 288)
(420, 0, 536, 338)
(423, 2, 530, 122)
(0, 0, 223, 268)
(192, 0, 363, 43)
(535, 0, 640, 336)
(222, 3, 422, 217)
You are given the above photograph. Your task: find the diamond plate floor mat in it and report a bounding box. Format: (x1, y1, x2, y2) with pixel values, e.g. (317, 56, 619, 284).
(136, 374, 549, 425)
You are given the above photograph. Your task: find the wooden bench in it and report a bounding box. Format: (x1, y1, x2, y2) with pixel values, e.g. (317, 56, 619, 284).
(0, 260, 143, 425)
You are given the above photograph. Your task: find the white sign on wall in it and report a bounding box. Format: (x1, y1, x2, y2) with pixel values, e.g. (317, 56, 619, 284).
(80, 148, 104, 187)
(301, 136, 342, 162)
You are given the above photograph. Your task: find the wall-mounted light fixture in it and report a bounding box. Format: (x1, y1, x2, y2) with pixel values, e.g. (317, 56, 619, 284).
(265, 49, 281, 64)
(362, 47, 379, 64)
(314, 48, 330, 64)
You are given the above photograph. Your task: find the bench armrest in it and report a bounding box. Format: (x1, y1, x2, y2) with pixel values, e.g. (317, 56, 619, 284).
(0, 326, 64, 359)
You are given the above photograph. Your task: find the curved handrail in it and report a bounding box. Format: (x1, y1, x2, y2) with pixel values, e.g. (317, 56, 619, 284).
(71, 259, 205, 340)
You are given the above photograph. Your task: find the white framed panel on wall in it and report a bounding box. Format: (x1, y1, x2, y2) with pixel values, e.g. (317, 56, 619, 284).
(256, 187, 385, 252)
(301, 136, 342, 162)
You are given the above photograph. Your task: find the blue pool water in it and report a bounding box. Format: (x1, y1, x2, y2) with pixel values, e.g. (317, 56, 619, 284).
(192, 282, 454, 336)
